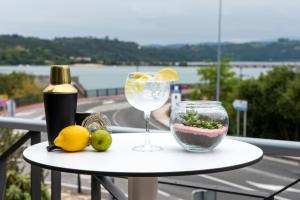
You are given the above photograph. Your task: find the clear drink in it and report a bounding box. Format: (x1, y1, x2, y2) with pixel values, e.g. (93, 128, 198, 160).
(125, 72, 171, 152)
(125, 80, 170, 113)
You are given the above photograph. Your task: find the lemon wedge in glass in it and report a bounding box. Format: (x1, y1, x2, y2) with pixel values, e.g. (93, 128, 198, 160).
(125, 72, 150, 95)
(155, 67, 180, 81)
(131, 72, 151, 80)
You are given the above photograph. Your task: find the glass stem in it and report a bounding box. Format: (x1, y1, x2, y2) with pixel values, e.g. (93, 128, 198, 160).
(144, 111, 151, 146)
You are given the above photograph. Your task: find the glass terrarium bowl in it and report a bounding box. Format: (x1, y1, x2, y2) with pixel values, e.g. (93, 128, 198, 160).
(170, 101, 229, 152)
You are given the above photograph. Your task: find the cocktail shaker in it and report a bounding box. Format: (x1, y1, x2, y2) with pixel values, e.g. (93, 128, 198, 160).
(43, 65, 78, 148)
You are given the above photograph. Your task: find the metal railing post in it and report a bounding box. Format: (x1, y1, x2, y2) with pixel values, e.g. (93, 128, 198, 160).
(108, 177, 115, 200)
(91, 175, 101, 200)
(265, 197, 275, 200)
(0, 130, 33, 200)
(0, 161, 6, 200)
(95, 176, 127, 200)
(77, 174, 82, 193)
(31, 131, 42, 200)
(192, 190, 217, 200)
(51, 170, 61, 200)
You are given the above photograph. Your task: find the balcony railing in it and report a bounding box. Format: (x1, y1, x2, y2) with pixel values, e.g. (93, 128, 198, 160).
(0, 116, 300, 200)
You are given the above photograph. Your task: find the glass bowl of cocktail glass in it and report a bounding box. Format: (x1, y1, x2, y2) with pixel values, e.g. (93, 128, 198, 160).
(124, 68, 179, 152)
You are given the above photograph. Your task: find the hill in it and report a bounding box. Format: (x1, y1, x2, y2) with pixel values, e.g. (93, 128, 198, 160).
(0, 35, 300, 65)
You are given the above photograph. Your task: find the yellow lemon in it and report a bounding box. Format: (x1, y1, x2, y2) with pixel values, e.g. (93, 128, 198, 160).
(54, 125, 90, 152)
(155, 67, 180, 81)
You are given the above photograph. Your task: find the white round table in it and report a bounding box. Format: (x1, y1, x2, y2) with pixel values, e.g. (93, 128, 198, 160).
(23, 133, 263, 200)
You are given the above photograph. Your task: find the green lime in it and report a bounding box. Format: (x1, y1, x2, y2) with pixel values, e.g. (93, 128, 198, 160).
(91, 130, 112, 152)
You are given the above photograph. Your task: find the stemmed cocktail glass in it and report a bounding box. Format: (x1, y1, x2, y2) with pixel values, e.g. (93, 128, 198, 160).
(125, 72, 170, 152)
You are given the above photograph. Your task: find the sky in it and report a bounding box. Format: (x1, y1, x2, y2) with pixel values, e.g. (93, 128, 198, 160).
(0, 0, 299, 45)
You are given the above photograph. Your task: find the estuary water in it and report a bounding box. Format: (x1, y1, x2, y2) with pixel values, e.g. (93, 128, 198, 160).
(0, 65, 269, 90)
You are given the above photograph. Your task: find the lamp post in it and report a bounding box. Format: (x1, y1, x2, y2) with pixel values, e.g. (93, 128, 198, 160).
(216, 0, 222, 101)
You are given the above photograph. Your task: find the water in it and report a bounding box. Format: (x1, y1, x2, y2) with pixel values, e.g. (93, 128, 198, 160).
(0, 65, 270, 90)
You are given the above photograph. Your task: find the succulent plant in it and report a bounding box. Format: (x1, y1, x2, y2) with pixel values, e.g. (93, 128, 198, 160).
(180, 110, 222, 129)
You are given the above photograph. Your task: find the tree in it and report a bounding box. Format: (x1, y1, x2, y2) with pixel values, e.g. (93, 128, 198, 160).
(191, 62, 300, 140)
(0, 72, 41, 98)
(191, 58, 239, 134)
(238, 67, 300, 140)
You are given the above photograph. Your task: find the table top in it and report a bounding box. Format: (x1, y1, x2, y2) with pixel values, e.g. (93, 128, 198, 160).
(23, 133, 263, 177)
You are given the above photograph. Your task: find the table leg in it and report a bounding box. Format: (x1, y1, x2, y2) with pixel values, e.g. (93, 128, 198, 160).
(91, 175, 101, 200)
(128, 177, 158, 200)
(51, 170, 61, 200)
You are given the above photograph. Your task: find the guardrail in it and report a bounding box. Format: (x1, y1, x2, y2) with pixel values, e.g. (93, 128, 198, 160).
(83, 83, 193, 97)
(0, 116, 300, 200)
(12, 84, 193, 108)
(85, 88, 125, 97)
(12, 87, 124, 107)
(14, 95, 43, 107)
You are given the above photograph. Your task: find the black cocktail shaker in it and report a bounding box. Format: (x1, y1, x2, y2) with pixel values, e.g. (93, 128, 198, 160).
(43, 65, 78, 148)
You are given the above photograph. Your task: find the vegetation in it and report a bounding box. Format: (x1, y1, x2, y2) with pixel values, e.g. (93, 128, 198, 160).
(191, 61, 300, 141)
(180, 110, 222, 129)
(0, 72, 42, 98)
(0, 129, 50, 199)
(237, 67, 300, 140)
(191, 59, 238, 133)
(0, 72, 42, 107)
(1, 35, 300, 65)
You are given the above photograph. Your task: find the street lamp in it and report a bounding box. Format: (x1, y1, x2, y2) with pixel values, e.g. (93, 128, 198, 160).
(216, 0, 222, 101)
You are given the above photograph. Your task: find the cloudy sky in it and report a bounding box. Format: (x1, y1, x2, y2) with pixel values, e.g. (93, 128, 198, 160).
(0, 0, 299, 44)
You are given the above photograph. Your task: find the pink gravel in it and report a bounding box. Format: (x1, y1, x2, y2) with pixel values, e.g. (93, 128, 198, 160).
(173, 123, 227, 138)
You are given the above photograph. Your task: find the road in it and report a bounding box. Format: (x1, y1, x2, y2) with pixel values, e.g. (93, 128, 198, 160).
(15, 98, 300, 200)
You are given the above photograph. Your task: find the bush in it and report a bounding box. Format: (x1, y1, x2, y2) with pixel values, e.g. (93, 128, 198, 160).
(0, 129, 50, 199)
(238, 67, 300, 140)
(0, 72, 42, 99)
(192, 62, 300, 140)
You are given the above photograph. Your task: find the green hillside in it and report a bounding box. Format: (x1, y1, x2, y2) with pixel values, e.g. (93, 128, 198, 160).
(0, 35, 300, 65)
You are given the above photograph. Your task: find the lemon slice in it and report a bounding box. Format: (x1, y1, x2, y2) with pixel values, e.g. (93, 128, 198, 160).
(125, 73, 150, 95)
(131, 72, 151, 80)
(156, 67, 180, 81)
(125, 79, 145, 95)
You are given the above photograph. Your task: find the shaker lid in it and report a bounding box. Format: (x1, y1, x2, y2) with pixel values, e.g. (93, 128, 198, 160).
(50, 65, 71, 84)
(43, 65, 77, 93)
